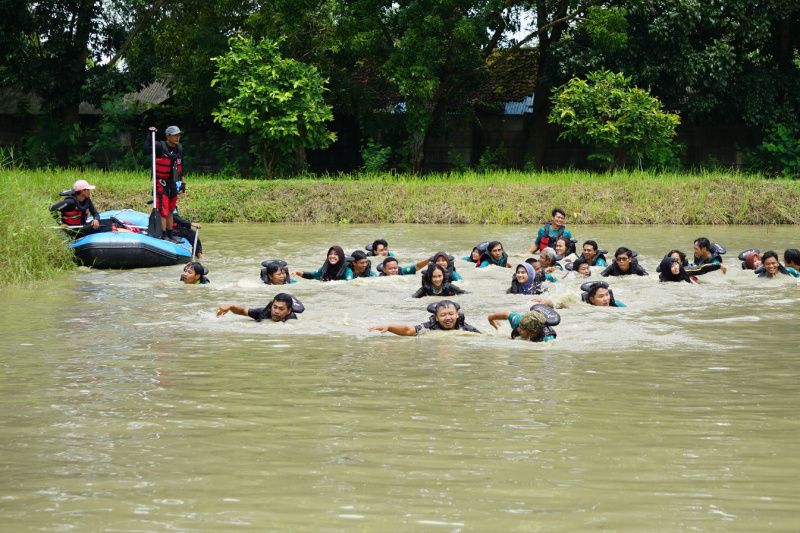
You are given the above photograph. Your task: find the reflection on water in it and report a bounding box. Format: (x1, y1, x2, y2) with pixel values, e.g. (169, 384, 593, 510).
(1, 224, 798, 531)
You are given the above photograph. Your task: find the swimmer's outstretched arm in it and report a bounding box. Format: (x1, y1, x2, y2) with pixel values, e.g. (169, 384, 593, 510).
(216, 304, 249, 317)
(368, 324, 417, 336)
(487, 311, 511, 330)
(413, 257, 431, 270)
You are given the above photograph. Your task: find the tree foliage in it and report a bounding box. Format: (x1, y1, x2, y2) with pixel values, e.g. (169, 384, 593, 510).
(549, 70, 680, 169)
(211, 35, 336, 178)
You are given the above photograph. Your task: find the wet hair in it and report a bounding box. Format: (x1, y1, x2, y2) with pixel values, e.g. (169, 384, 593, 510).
(272, 293, 294, 310)
(555, 236, 576, 255)
(761, 250, 779, 264)
(371, 239, 388, 250)
(666, 249, 688, 266)
(614, 247, 633, 259)
(784, 248, 800, 266)
(261, 260, 291, 284)
(551, 207, 566, 218)
(571, 257, 589, 272)
(422, 264, 447, 288)
(583, 240, 598, 252)
(580, 281, 617, 306)
(694, 237, 711, 251)
(585, 281, 608, 300)
(351, 250, 368, 261)
(377, 256, 399, 273)
(181, 262, 209, 283)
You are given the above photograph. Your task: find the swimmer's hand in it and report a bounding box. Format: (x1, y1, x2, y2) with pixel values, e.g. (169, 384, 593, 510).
(216, 305, 232, 317)
(191, 222, 201, 229)
(488, 319, 500, 330)
(368, 325, 390, 333)
(720, 264, 728, 274)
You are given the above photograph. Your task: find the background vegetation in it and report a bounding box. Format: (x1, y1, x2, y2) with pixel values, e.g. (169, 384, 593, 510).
(0, 1, 798, 177)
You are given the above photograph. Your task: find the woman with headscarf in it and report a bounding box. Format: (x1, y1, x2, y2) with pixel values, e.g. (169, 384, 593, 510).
(294, 246, 354, 281)
(507, 262, 545, 295)
(658, 255, 697, 284)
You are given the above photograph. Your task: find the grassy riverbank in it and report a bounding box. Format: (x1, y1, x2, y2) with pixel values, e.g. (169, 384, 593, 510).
(2, 168, 799, 284)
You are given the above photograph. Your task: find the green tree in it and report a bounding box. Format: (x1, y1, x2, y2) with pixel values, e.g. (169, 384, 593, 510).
(549, 70, 680, 169)
(211, 35, 336, 178)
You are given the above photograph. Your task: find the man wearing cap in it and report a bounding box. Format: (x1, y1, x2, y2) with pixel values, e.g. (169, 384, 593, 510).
(49, 179, 106, 237)
(144, 125, 186, 242)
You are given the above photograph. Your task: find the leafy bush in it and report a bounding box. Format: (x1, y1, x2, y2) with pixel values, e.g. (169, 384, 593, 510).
(549, 70, 681, 170)
(750, 124, 800, 179)
(477, 144, 507, 172)
(360, 140, 392, 172)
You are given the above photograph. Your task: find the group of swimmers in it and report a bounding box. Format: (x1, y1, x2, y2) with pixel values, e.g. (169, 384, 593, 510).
(198, 208, 799, 343)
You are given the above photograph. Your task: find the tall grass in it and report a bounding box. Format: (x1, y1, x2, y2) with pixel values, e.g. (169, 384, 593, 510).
(2, 167, 799, 285)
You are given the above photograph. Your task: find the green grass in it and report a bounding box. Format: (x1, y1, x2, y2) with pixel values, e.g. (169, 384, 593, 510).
(2, 167, 799, 285)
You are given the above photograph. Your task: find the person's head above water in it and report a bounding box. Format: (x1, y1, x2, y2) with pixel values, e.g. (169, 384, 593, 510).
(582, 281, 614, 306)
(744, 251, 762, 270)
(487, 241, 505, 261)
(539, 247, 557, 267)
(349, 250, 370, 275)
(582, 240, 599, 260)
(694, 237, 712, 259)
(379, 256, 400, 275)
(614, 247, 634, 271)
(431, 252, 454, 271)
(368, 239, 389, 256)
(761, 251, 781, 277)
(430, 300, 461, 330)
(783, 248, 800, 270)
(423, 264, 447, 289)
(571, 257, 591, 276)
(268, 293, 295, 321)
(181, 262, 208, 284)
(262, 260, 289, 284)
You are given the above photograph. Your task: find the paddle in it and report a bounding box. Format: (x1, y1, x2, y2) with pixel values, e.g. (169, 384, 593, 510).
(146, 128, 162, 238)
(192, 226, 200, 260)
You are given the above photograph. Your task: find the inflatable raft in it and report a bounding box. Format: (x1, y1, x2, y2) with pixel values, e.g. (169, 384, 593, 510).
(69, 210, 192, 269)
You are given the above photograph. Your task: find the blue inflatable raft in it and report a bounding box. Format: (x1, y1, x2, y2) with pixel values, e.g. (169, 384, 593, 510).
(70, 210, 192, 269)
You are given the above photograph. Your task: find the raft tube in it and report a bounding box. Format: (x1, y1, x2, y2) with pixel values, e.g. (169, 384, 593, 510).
(70, 210, 191, 269)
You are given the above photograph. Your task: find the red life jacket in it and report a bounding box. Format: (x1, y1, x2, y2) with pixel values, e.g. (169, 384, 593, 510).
(155, 141, 183, 196)
(538, 223, 565, 251)
(60, 194, 87, 226)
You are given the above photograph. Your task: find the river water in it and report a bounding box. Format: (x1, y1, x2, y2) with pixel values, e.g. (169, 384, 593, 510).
(1, 224, 798, 531)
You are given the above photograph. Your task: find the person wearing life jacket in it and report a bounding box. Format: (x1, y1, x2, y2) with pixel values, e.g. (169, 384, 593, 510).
(658, 256, 697, 284)
(566, 257, 592, 278)
(216, 293, 305, 323)
(376, 256, 430, 276)
(349, 250, 377, 278)
(181, 262, 210, 284)
(507, 263, 546, 295)
(430, 252, 462, 282)
(783, 249, 800, 277)
(554, 236, 578, 267)
(577, 240, 607, 267)
(365, 239, 394, 257)
(172, 207, 202, 258)
(463, 244, 485, 263)
(368, 300, 480, 336)
(412, 265, 467, 298)
(757, 251, 793, 278)
(528, 208, 572, 253)
(601, 247, 648, 277)
(581, 281, 626, 307)
(488, 303, 560, 342)
(692, 237, 728, 272)
(260, 260, 296, 285)
(294, 246, 354, 281)
(737, 249, 762, 270)
(526, 257, 558, 283)
(49, 180, 107, 237)
(145, 125, 185, 242)
(477, 241, 512, 268)
(538, 247, 563, 273)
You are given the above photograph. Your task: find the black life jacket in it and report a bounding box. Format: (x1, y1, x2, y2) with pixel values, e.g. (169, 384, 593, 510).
(477, 250, 508, 267)
(538, 223, 565, 251)
(601, 258, 648, 277)
(582, 252, 607, 266)
(507, 275, 545, 295)
(422, 314, 480, 333)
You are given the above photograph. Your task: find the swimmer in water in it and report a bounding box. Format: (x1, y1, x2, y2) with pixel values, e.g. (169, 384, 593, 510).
(658, 255, 697, 284)
(581, 281, 625, 307)
(692, 237, 728, 273)
(554, 236, 578, 266)
(294, 246, 354, 281)
(430, 251, 463, 281)
(477, 241, 512, 268)
(488, 303, 560, 342)
(181, 262, 210, 284)
(507, 263, 545, 295)
(577, 240, 607, 267)
(216, 293, 305, 322)
(757, 251, 792, 278)
(412, 264, 467, 298)
(567, 257, 592, 278)
(366, 239, 393, 257)
(349, 250, 377, 278)
(377, 256, 431, 276)
(601, 247, 648, 277)
(368, 300, 480, 335)
(260, 260, 296, 285)
(783, 249, 800, 277)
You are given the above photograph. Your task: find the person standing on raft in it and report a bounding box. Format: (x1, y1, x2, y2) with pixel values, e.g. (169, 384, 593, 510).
(144, 125, 186, 242)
